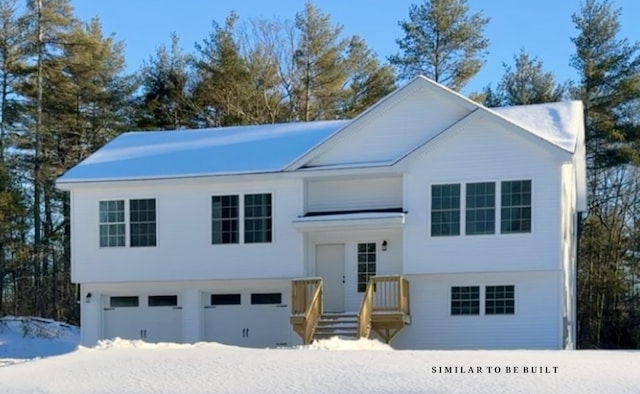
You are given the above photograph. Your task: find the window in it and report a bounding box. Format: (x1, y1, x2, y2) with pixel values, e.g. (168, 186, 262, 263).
(110, 296, 139, 308)
(211, 294, 241, 306)
(485, 285, 515, 315)
(357, 243, 376, 292)
(501, 180, 531, 233)
(99, 200, 125, 247)
(250, 293, 281, 305)
(148, 295, 178, 307)
(466, 182, 495, 235)
(130, 199, 157, 247)
(212, 195, 239, 244)
(451, 286, 479, 315)
(244, 194, 272, 243)
(431, 184, 460, 236)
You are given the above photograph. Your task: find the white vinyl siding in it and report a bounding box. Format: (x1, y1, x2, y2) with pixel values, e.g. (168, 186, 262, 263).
(393, 272, 561, 350)
(305, 177, 402, 213)
(306, 84, 470, 167)
(404, 113, 562, 275)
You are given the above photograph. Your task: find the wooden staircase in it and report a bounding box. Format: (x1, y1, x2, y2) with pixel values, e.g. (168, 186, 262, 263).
(291, 275, 411, 345)
(312, 313, 358, 340)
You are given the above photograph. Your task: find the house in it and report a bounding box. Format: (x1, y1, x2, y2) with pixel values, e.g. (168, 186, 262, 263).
(56, 76, 586, 350)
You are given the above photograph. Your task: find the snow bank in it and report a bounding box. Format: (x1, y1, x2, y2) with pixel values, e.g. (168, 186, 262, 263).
(1, 321, 639, 393)
(301, 336, 393, 351)
(0, 316, 79, 362)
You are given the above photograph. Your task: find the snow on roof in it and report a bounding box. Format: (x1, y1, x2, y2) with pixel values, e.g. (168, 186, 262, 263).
(491, 101, 583, 153)
(57, 120, 348, 184)
(56, 83, 583, 186)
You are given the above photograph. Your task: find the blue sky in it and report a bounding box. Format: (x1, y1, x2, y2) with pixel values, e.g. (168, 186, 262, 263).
(72, 0, 640, 95)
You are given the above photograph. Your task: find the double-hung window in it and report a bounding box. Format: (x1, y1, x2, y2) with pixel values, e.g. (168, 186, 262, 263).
(466, 182, 495, 235)
(130, 199, 157, 247)
(244, 193, 272, 243)
(431, 184, 460, 236)
(211, 193, 273, 244)
(100, 198, 157, 247)
(99, 200, 125, 247)
(212, 195, 239, 244)
(501, 180, 531, 233)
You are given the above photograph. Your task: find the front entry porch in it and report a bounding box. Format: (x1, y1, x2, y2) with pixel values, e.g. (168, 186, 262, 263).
(290, 275, 410, 345)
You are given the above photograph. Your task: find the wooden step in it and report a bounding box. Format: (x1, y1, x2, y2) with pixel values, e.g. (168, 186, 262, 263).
(312, 313, 360, 340)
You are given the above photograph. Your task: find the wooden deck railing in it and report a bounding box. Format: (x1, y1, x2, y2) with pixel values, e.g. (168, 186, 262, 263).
(358, 275, 410, 343)
(290, 278, 323, 345)
(358, 277, 375, 338)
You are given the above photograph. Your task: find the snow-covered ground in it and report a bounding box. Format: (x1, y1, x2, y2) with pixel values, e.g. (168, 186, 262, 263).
(1, 317, 638, 393)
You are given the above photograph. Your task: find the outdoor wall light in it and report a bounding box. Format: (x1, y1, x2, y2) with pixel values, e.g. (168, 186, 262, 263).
(85, 292, 92, 303)
(382, 240, 388, 251)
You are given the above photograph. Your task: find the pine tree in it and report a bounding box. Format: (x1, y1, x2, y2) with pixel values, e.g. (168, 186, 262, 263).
(340, 36, 395, 118)
(389, 0, 489, 90)
(571, 0, 640, 172)
(16, 0, 79, 317)
(137, 32, 195, 130)
(291, 1, 350, 121)
(571, 0, 640, 348)
(0, 0, 24, 162)
(482, 49, 565, 107)
(194, 12, 254, 127)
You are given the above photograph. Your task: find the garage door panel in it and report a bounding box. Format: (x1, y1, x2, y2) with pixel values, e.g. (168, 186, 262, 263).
(204, 291, 290, 348)
(104, 307, 145, 340)
(245, 304, 290, 348)
(102, 294, 183, 343)
(204, 305, 246, 345)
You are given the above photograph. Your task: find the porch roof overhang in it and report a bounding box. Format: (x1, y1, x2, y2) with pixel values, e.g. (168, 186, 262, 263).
(293, 212, 406, 232)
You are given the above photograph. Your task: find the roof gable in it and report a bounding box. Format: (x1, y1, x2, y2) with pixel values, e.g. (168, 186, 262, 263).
(287, 76, 477, 170)
(287, 77, 582, 171)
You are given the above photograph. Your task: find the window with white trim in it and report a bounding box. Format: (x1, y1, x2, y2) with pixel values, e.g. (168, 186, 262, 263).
(129, 198, 157, 247)
(485, 285, 515, 315)
(99, 200, 125, 247)
(212, 195, 239, 244)
(501, 180, 531, 233)
(357, 243, 376, 292)
(465, 182, 495, 235)
(244, 193, 272, 243)
(431, 184, 460, 236)
(451, 286, 480, 315)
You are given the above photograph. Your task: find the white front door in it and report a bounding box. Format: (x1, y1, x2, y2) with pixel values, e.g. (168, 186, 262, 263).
(316, 244, 345, 313)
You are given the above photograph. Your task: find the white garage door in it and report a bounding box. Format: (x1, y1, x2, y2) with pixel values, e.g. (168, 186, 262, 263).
(204, 291, 290, 348)
(103, 294, 182, 343)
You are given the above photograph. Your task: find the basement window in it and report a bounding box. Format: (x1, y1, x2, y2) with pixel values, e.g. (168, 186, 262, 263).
(485, 285, 515, 315)
(450, 286, 479, 315)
